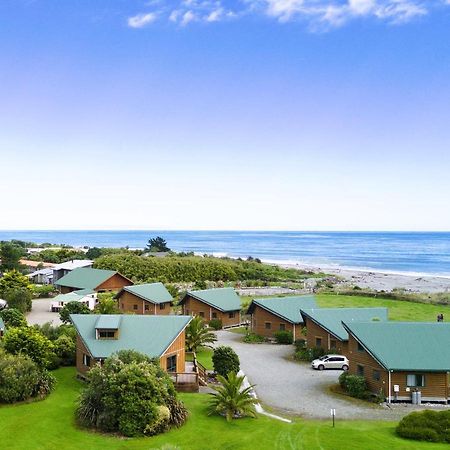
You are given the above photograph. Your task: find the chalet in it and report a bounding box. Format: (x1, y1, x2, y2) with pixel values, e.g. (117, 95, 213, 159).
(247, 296, 317, 339)
(116, 283, 173, 315)
(343, 321, 450, 404)
(55, 267, 133, 294)
(71, 314, 192, 379)
(0, 317, 5, 338)
(51, 289, 97, 312)
(52, 259, 93, 284)
(180, 288, 241, 328)
(300, 308, 388, 356)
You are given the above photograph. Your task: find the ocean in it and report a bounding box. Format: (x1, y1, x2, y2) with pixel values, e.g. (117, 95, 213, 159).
(1, 230, 450, 276)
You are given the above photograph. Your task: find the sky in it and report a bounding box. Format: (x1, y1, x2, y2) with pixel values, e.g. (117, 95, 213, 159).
(0, 0, 450, 231)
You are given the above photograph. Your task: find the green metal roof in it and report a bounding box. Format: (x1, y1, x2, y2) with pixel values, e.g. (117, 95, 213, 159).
(70, 314, 192, 359)
(53, 289, 95, 303)
(183, 288, 241, 312)
(300, 308, 388, 341)
(55, 268, 119, 290)
(343, 322, 450, 372)
(74, 288, 95, 296)
(119, 283, 173, 304)
(95, 315, 121, 329)
(247, 296, 317, 324)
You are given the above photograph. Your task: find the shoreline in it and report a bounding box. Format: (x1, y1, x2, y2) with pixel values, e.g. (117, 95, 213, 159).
(271, 260, 450, 294)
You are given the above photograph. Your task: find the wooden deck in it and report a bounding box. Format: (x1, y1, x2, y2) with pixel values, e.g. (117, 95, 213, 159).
(171, 352, 208, 392)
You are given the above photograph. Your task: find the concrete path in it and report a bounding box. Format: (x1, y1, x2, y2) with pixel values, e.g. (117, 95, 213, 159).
(27, 298, 61, 326)
(215, 330, 419, 420)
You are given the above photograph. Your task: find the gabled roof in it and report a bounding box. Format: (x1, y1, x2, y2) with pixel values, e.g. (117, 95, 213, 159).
(53, 260, 93, 271)
(55, 268, 125, 290)
(182, 288, 241, 312)
(95, 315, 121, 330)
(70, 314, 192, 359)
(343, 321, 450, 372)
(300, 308, 388, 341)
(247, 296, 317, 324)
(118, 283, 173, 304)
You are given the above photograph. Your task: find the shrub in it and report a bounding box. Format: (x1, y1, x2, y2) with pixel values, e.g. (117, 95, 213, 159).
(273, 330, 293, 344)
(53, 334, 76, 366)
(76, 350, 187, 437)
(339, 373, 368, 399)
(294, 339, 306, 352)
(33, 284, 56, 298)
(0, 350, 55, 403)
(396, 410, 450, 443)
(2, 287, 33, 313)
(59, 301, 90, 324)
(0, 308, 27, 327)
(212, 346, 240, 377)
(208, 319, 223, 330)
(243, 332, 265, 343)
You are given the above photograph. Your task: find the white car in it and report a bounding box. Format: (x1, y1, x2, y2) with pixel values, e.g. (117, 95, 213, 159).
(311, 354, 349, 371)
(0, 299, 7, 310)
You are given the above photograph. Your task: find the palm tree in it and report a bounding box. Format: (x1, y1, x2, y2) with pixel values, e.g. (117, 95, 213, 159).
(185, 316, 217, 352)
(208, 372, 258, 421)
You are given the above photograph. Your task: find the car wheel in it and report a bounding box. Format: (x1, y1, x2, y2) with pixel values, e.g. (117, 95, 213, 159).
(318, 364, 324, 371)
(342, 365, 349, 371)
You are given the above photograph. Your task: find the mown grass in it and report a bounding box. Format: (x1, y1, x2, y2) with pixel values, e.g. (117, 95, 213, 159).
(0, 368, 447, 450)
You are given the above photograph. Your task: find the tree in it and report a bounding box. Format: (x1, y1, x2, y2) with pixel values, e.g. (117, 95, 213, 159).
(0, 308, 27, 327)
(185, 316, 217, 352)
(53, 334, 76, 366)
(86, 247, 102, 259)
(59, 301, 91, 324)
(2, 287, 33, 312)
(146, 237, 170, 253)
(76, 351, 188, 437)
(2, 326, 55, 368)
(212, 346, 240, 377)
(0, 243, 24, 272)
(208, 372, 258, 421)
(0, 270, 32, 296)
(94, 293, 119, 314)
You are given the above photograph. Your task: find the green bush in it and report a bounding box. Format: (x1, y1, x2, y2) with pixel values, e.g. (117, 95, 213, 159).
(212, 346, 240, 377)
(208, 319, 223, 330)
(76, 350, 187, 437)
(243, 332, 265, 343)
(0, 308, 27, 327)
(0, 350, 55, 403)
(2, 287, 33, 313)
(59, 301, 90, 324)
(339, 373, 368, 399)
(33, 284, 57, 298)
(294, 339, 306, 352)
(396, 410, 450, 443)
(273, 330, 293, 344)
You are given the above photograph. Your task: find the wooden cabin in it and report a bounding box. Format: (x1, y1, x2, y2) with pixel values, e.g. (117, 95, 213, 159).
(300, 308, 388, 356)
(343, 321, 450, 404)
(116, 283, 173, 315)
(71, 314, 193, 387)
(180, 288, 241, 328)
(55, 267, 133, 294)
(246, 296, 317, 339)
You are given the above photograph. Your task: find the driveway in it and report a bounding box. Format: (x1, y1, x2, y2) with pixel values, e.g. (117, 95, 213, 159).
(215, 331, 420, 420)
(27, 298, 62, 326)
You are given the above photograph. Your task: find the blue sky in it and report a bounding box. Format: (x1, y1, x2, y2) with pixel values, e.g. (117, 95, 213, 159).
(0, 0, 449, 230)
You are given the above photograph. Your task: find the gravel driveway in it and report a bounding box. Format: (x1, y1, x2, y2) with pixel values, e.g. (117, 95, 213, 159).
(215, 330, 424, 420)
(27, 298, 62, 326)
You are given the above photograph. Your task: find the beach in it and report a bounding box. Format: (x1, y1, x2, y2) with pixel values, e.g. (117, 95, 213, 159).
(278, 262, 450, 293)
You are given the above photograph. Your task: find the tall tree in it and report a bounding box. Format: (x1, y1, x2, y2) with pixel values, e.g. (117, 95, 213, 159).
(146, 237, 170, 253)
(0, 243, 24, 271)
(185, 316, 217, 352)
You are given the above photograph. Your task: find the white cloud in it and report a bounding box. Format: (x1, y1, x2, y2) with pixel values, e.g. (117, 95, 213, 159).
(206, 7, 224, 21)
(127, 12, 157, 28)
(181, 10, 196, 24)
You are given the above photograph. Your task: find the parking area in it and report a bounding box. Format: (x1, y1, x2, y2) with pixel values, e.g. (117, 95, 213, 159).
(215, 330, 418, 420)
(27, 298, 62, 326)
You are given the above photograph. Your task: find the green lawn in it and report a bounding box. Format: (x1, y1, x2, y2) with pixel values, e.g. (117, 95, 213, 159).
(316, 293, 449, 321)
(195, 347, 214, 370)
(0, 368, 447, 450)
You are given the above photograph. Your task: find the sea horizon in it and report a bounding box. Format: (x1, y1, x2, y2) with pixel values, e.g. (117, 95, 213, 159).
(2, 230, 450, 277)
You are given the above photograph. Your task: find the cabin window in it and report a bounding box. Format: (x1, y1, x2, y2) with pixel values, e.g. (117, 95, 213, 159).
(199, 312, 205, 318)
(406, 374, 425, 387)
(98, 330, 116, 339)
(357, 342, 364, 352)
(357, 365, 364, 376)
(279, 323, 286, 331)
(212, 312, 217, 319)
(145, 304, 150, 311)
(315, 337, 322, 347)
(133, 304, 138, 310)
(330, 339, 337, 349)
(228, 312, 235, 319)
(372, 370, 381, 381)
(265, 322, 271, 330)
(83, 354, 91, 367)
(159, 303, 166, 310)
(167, 355, 177, 373)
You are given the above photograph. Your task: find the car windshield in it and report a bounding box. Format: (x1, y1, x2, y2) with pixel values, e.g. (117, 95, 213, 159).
(318, 355, 329, 361)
